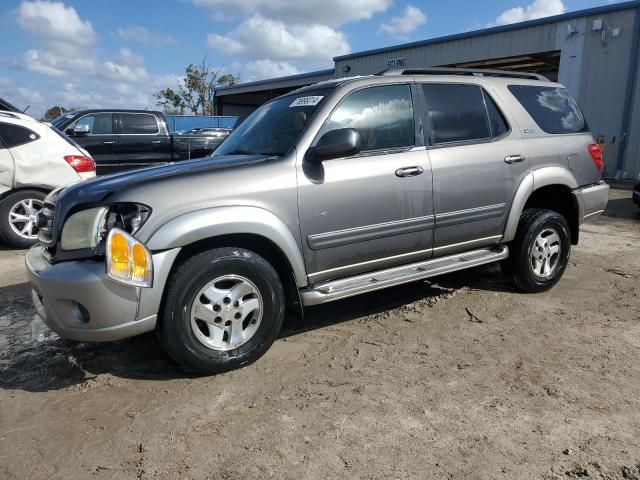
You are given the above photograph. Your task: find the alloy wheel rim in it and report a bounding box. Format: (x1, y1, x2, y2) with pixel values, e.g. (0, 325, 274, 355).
(9, 198, 44, 240)
(530, 227, 561, 278)
(190, 274, 263, 351)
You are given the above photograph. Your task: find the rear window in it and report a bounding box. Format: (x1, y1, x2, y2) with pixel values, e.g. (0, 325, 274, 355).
(119, 113, 159, 134)
(508, 85, 586, 134)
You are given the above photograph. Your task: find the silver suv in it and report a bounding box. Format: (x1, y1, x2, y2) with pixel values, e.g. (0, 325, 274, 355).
(26, 68, 609, 374)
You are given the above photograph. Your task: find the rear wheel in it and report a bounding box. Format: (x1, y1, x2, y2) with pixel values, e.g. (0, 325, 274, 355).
(505, 208, 571, 293)
(158, 247, 285, 374)
(0, 189, 46, 248)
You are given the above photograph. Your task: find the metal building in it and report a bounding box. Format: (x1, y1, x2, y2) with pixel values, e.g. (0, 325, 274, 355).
(214, 1, 640, 179)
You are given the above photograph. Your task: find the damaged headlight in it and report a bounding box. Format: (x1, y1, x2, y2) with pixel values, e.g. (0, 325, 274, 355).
(60, 203, 151, 251)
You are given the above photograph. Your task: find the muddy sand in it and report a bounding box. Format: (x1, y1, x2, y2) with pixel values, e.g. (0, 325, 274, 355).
(1, 188, 639, 479)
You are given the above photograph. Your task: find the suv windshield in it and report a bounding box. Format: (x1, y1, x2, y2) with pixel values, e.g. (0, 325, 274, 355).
(214, 88, 333, 157)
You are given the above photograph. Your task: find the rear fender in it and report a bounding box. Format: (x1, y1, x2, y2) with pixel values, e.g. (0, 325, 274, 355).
(503, 168, 579, 242)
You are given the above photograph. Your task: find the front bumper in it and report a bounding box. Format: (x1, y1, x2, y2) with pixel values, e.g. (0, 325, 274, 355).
(25, 244, 178, 342)
(572, 181, 610, 223)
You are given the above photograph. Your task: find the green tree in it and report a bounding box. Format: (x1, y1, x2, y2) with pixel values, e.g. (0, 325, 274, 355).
(155, 57, 238, 115)
(153, 88, 184, 115)
(42, 105, 68, 121)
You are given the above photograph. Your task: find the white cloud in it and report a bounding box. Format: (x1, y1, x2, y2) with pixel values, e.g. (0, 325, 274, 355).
(116, 26, 175, 45)
(192, 0, 391, 27)
(23, 48, 97, 77)
(17, 0, 96, 45)
(207, 15, 350, 65)
(103, 49, 149, 83)
(379, 5, 427, 37)
(244, 60, 301, 80)
(492, 0, 566, 26)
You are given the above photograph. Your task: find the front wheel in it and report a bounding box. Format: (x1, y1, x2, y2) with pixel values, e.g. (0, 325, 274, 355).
(158, 247, 285, 374)
(506, 208, 571, 293)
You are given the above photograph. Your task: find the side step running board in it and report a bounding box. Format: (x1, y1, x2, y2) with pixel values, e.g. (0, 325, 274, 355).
(300, 245, 508, 306)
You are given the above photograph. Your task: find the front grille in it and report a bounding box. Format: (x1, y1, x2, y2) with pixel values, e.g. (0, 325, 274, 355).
(37, 201, 56, 246)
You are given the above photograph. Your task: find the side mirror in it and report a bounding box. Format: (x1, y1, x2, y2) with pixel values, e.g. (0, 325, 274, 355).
(73, 124, 90, 135)
(308, 128, 361, 163)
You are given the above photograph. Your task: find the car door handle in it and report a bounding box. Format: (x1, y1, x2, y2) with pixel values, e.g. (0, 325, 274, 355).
(504, 155, 525, 164)
(151, 140, 161, 144)
(102, 141, 115, 145)
(395, 166, 424, 177)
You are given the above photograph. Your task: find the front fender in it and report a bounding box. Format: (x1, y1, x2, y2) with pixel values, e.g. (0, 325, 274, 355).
(146, 206, 308, 287)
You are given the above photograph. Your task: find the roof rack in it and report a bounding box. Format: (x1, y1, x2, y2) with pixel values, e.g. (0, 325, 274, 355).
(377, 67, 550, 82)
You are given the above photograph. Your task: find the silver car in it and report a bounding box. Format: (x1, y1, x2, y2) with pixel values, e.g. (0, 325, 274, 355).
(26, 68, 609, 374)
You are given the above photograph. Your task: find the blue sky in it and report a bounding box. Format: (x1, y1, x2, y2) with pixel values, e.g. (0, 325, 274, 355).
(0, 0, 628, 117)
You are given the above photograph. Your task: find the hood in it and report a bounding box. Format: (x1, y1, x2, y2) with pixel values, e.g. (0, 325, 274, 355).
(53, 154, 268, 225)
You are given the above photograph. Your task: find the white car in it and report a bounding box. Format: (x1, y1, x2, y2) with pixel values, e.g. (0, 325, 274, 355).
(0, 110, 95, 248)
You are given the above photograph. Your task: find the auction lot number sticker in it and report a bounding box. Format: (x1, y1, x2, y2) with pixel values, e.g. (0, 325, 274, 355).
(290, 96, 324, 107)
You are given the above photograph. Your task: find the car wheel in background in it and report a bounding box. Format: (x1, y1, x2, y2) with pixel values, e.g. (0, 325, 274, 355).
(158, 247, 285, 375)
(0, 189, 47, 249)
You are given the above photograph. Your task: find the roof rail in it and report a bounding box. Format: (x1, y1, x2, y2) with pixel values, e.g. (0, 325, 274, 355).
(377, 67, 550, 82)
(0, 111, 20, 119)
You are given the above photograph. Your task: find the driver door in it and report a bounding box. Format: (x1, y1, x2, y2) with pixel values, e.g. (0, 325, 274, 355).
(297, 83, 434, 284)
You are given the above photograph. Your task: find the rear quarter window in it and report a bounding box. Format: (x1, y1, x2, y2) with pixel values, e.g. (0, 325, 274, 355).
(508, 85, 587, 134)
(0, 123, 40, 148)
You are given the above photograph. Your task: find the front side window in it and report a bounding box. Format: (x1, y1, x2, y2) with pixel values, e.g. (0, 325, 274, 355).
(422, 84, 491, 144)
(215, 88, 333, 157)
(119, 113, 159, 134)
(0, 123, 40, 148)
(508, 85, 586, 134)
(74, 113, 113, 135)
(324, 84, 415, 151)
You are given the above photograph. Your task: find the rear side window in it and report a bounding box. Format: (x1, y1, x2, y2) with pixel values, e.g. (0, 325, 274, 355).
(0, 123, 40, 148)
(508, 85, 586, 134)
(421, 84, 491, 144)
(119, 113, 159, 134)
(325, 84, 415, 151)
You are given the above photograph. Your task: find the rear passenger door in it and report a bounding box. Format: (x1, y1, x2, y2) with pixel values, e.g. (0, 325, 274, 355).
(115, 113, 172, 171)
(420, 82, 529, 255)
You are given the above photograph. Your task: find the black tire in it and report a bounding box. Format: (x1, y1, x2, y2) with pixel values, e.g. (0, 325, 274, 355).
(0, 189, 47, 249)
(505, 208, 571, 293)
(158, 247, 285, 374)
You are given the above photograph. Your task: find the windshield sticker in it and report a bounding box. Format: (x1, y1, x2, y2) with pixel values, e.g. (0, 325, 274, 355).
(289, 96, 324, 108)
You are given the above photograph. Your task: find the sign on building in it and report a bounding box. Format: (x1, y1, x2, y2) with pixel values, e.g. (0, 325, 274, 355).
(387, 57, 407, 70)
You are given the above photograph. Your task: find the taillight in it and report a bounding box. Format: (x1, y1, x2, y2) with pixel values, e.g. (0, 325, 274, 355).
(64, 155, 96, 173)
(587, 144, 603, 172)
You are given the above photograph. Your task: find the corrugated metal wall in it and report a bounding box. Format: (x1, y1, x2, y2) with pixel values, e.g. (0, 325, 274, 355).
(216, 70, 334, 96)
(334, 24, 559, 77)
(577, 9, 638, 177)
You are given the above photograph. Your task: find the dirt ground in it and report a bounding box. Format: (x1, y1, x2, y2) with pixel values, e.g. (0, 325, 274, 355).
(1, 188, 639, 480)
